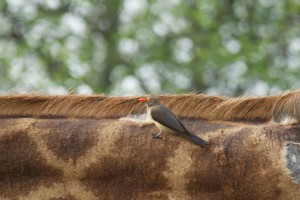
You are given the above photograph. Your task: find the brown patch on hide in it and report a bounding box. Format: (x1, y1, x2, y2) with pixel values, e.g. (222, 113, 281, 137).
(0, 118, 19, 127)
(184, 128, 247, 198)
(1, 117, 300, 199)
(0, 131, 63, 199)
(39, 119, 98, 162)
(181, 119, 234, 134)
(50, 194, 77, 200)
(82, 124, 178, 199)
(0, 89, 300, 122)
(264, 125, 300, 144)
(186, 126, 290, 200)
(0, 119, 32, 137)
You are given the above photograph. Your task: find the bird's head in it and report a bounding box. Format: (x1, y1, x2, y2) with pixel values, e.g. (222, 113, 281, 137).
(138, 97, 159, 107)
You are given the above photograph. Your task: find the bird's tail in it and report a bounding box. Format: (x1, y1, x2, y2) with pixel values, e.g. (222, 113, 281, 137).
(186, 133, 209, 148)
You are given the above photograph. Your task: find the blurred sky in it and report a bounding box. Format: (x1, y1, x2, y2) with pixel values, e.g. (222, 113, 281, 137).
(1, 0, 300, 96)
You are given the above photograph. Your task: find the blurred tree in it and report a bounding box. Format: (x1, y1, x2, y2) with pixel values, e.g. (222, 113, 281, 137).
(0, 0, 300, 95)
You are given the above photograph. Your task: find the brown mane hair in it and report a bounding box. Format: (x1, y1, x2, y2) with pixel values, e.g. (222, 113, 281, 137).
(0, 90, 299, 122)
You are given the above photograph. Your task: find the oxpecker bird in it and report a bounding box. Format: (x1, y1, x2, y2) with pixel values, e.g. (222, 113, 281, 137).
(138, 97, 209, 148)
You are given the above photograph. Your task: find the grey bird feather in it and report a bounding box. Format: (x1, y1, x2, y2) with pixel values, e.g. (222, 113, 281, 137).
(139, 97, 209, 148)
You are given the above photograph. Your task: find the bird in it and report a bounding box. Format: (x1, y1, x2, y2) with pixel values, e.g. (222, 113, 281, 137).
(138, 97, 209, 148)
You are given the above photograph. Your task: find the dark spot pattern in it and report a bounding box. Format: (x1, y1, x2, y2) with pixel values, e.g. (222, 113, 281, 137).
(39, 119, 99, 162)
(50, 194, 78, 200)
(0, 131, 63, 199)
(82, 124, 175, 200)
(0, 118, 299, 199)
(186, 128, 289, 200)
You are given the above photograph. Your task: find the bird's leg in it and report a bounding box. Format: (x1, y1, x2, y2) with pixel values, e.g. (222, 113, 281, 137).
(152, 131, 163, 138)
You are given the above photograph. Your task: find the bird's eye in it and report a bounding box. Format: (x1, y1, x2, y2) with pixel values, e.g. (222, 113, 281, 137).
(147, 97, 150, 102)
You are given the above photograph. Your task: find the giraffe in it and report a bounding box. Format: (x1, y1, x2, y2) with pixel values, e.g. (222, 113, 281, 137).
(0, 90, 300, 199)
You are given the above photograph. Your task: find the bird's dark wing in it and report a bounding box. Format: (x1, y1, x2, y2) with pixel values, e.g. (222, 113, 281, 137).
(150, 105, 190, 134)
(150, 103, 209, 148)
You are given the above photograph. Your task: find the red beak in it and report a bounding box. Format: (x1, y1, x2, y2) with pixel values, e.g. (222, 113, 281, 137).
(138, 97, 146, 102)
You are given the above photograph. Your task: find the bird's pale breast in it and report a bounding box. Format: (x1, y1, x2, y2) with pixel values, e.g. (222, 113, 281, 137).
(148, 107, 173, 132)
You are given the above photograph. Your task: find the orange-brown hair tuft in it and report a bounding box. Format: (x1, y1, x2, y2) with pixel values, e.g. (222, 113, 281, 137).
(0, 90, 300, 122)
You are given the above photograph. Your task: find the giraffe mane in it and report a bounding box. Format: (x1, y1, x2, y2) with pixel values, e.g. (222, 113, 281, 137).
(0, 90, 299, 122)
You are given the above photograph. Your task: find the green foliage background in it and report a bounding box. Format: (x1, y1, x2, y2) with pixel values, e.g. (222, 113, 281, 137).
(0, 0, 300, 95)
